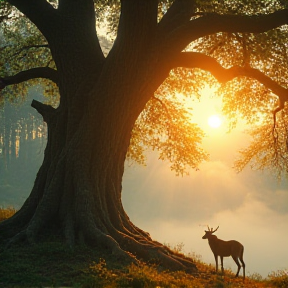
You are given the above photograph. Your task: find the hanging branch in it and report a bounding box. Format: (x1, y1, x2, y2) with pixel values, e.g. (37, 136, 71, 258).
(0, 67, 59, 90)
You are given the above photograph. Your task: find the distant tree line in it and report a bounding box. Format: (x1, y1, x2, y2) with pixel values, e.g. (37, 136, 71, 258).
(0, 95, 46, 170)
(0, 92, 47, 207)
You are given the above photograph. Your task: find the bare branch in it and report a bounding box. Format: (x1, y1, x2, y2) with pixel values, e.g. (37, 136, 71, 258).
(166, 9, 288, 53)
(0, 67, 59, 89)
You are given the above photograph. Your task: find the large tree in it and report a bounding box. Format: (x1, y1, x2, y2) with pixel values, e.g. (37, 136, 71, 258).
(1, 0, 288, 270)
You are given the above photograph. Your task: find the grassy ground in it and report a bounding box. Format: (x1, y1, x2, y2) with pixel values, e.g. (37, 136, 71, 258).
(1, 207, 287, 288)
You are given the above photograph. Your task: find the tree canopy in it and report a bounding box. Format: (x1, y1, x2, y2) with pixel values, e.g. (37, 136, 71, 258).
(1, 0, 288, 177)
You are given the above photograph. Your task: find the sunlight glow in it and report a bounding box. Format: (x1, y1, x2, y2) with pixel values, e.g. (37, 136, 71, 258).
(208, 115, 222, 128)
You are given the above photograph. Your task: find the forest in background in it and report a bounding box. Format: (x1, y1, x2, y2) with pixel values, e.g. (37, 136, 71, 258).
(0, 88, 46, 208)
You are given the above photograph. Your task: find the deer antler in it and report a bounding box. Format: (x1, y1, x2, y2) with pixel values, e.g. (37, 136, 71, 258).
(207, 225, 219, 233)
(212, 226, 219, 233)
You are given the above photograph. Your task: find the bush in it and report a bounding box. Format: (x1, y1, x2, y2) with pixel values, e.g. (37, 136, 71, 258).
(268, 270, 288, 288)
(0, 207, 16, 222)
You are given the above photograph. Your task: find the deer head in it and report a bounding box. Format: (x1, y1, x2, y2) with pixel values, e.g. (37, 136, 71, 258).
(202, 225, 219, 239)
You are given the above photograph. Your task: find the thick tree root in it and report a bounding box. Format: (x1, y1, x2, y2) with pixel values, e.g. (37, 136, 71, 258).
(0, 156, 196, 274)
(79, 225, 196, 272)
(1, 216, 196, 273)
(119, 235, 196, 272)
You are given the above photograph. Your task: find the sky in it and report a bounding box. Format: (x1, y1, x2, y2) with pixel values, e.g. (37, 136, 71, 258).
(122, 89, 288, 278)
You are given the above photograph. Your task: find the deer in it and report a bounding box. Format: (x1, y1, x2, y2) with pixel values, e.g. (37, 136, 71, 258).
(202, 226, 245, 279)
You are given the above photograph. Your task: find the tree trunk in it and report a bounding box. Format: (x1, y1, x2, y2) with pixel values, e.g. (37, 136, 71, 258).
(0, 72, 196, 272)
(0, 0, 196, 272)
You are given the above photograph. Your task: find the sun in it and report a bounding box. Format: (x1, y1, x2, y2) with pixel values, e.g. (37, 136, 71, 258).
(208, 115, 222, 128)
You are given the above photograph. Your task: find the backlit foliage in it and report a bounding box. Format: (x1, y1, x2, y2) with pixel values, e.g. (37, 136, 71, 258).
(1, 0, 288, 176)
(128, 93, 208, 175)
(234, 108, 288, 179)
(0, 207, 16, 222)
(0, 1, 58, 105)
(191, 0, 288, 177)
(268, 270, 288, 288)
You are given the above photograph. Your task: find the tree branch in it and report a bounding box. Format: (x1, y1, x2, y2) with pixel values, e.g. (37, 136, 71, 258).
(166, 9, 288, 53)
(158, 0, 196, 35)
(31, 99, 56, 123)
(6, 44, 50, 61)
(56, 0, 104, 65)
(7, 0, 59, 41)
(171, 52, 288, 110)
(8, 0, 104, 86)
(57, 0, 96, 29)
(58, 0, 94, 14)
(151, 95, 172, 121)
(117, 0, 158, 46)
(0, 67, 59, 89)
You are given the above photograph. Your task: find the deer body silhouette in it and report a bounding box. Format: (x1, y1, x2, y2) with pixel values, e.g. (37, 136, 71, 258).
(202, 226, 245, 279)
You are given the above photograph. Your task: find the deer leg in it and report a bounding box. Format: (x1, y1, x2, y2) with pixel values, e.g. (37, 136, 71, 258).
(232, 256, 241, 277)
(214, 254, 218, 273)
(240, 257, 245, 279)
(220, 256, 224, 274)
